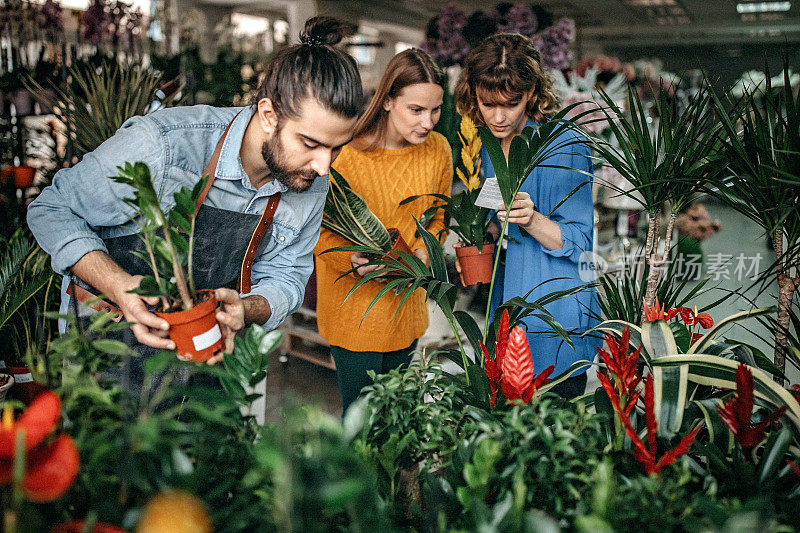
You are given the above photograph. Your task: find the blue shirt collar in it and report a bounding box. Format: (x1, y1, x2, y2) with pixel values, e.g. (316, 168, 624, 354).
(214, 106, 288, 195)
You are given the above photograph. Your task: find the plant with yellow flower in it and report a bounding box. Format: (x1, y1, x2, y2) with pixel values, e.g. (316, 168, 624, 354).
(401, 115, 496, 285)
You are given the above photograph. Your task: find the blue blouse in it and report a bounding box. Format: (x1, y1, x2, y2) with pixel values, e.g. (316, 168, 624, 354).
(482, 119, 601, 377)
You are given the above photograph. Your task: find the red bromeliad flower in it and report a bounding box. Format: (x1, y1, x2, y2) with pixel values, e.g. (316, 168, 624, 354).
(51, 521, 126, 533)
(607, 374, 702, 474)
(480, 309, 510, 408)
(642, 297, 680, 322)
(717, 364, 788, 451)
(597, 326, 642, 402)
(500, 327, 555, 404)
(0, 391, 79, 502)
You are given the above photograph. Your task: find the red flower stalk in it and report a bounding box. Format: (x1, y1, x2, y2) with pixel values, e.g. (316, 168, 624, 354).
(500, 327, 554, 404)
(717, 364, 788, 451)
(0, 391, 79, 502)
(642, 297, 680, 322)
(609, 374, 702, 474)
(480, 309, 510, 408)
(597, 326, 642, 401)
(786, 459, 800, 478)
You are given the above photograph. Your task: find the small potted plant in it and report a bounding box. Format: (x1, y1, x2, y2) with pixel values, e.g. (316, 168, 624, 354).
(402, 116, 496, 286)
(323, 167, 413, 261)
(112, 162, 223, 362)
(0, 373, 13, 402)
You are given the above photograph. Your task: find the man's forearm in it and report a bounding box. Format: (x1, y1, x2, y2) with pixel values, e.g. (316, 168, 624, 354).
(71, 250, 135, 302)
(242, 294, 272, 326)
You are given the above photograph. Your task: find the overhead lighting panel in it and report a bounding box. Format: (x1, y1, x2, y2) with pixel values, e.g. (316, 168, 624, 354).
(736, 2, 791, 13)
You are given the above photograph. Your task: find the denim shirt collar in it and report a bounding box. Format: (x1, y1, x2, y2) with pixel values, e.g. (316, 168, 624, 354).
(214, 106, 288, 196)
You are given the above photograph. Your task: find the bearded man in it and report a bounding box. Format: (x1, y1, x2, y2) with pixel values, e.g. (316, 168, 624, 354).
(28, 16, 362, 364)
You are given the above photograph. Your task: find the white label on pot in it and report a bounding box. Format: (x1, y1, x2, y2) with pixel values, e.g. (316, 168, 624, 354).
(193, 324, 222, 352)
(0, 361, 5, 369)
(13, 373, 33, 383)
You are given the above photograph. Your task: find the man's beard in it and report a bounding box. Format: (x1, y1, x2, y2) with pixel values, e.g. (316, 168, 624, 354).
(261, 129, 319, 193)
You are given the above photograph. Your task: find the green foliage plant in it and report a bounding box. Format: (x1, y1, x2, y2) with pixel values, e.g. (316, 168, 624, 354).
(706, 52, 800, 376)
(591, 84, 721, 307)
(111, 162, 209, 311)
(26, 60, 180, 156)
(0, 230, 55, 364)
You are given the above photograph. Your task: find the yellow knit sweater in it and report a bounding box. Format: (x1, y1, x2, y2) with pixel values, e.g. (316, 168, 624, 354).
(314, 132, 452, 352)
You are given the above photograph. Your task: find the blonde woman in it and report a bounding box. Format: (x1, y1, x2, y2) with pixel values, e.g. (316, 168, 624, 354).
(315, 49, 452, 415)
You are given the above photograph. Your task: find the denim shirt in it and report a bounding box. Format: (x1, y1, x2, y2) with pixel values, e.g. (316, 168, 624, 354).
(27, 105, 327, 332)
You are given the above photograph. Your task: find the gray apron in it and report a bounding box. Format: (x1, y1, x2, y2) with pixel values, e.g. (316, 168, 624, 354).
(70, 117, 281, 397)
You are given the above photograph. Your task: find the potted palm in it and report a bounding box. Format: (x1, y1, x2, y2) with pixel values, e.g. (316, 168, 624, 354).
(111, 162, 223, 362)
(323, 167, 412, 260)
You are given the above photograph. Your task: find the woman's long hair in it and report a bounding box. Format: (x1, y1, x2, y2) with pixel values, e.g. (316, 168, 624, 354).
(353, 48, 445, 150)
(454, 33, 559, 126)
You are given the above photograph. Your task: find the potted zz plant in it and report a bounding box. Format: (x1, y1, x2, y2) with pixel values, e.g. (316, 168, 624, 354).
(323, 167, 412, 262)
(112, 162, 223, 362)
(401, 115, 496, 286)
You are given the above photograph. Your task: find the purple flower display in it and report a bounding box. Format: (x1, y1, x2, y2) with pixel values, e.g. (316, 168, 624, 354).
(421, 2, 470, 68)
(41, 0, 64, 35)
(494, 3, 538, 37)
(420, 3, 576, 71)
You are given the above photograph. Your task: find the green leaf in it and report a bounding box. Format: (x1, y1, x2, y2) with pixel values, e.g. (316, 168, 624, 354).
(642, 319, 678, 358)
(759, 427, 793, 485)
(689, 307, 775, 354)
(652, 364, 688, 438)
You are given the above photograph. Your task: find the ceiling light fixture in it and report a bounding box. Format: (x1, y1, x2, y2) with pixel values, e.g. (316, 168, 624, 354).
(736, 2, 791, 13)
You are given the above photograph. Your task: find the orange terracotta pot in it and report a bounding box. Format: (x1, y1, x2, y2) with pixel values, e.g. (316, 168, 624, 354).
(6, 365, 49, 405)
(454, 243, 495, 286)
(155, 290, 223, 363)
(13, 165, 36, 188)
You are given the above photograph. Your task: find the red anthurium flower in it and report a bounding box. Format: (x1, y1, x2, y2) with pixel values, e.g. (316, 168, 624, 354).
(598, 327, 642, 400)
(482, 309, 510, 408)
(500, 327, 554, 404)
(611, 374, 703, 474)
(642, 297, 680, 322)
(717, 364, 788, 451)
(0, 391, 80, 502)
(0, 390, 60, 457)
(677, 306, 714, 328)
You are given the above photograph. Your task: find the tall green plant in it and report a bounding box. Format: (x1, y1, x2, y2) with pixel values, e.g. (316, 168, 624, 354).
(111, 162, 209, 311)
(592, 84, 721, 306)
(0, 231, 54, 363)
(27, 60, 180, 156)
(706, 55, 800, 376)
(478, 104, 595, 341)
(322, 168, 393, 252)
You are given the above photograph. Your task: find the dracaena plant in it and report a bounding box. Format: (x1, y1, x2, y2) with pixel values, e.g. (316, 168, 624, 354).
(591, 84, 722, 307)
(401, 115, 495, 250)
(322, 167, 393, 252)
(706, 52, 800, 377)
(111, 162, 209, 311)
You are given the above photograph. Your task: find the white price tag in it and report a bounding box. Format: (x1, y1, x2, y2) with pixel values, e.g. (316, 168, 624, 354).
(474, 178, 504, 209)
(13, 372, 33, 383)
(192, 324, 222, 351)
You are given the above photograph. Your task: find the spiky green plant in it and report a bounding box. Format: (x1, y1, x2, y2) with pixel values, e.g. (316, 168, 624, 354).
(706, 53, 800, 376)
(27, 60, 180, 155)
(592, 84, 722, 307)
